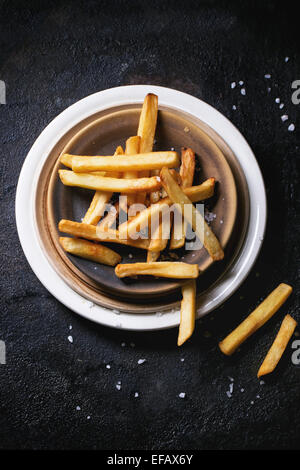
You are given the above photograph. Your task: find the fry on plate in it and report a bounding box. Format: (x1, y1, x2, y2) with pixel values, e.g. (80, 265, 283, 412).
(59, 237, 121, 266)
(257, 314, 297, 377)
(178, 280, 196, 346)
(170, 148, 195, 250)
(70, 151, 179, 173)
(160, 168, 223, 261)
(58, 219, 150, 250)
(123, 136, 141, 207)
(219, 283, 293, 356)
(82, 146, 124, 225)
(118, 178, 215, 239)
(115, 262, 199, 279)
(137, 93, 158, 204)
(58, 170, 161, 193)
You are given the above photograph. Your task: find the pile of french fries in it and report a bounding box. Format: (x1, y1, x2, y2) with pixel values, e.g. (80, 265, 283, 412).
(58, 93, 224, 346)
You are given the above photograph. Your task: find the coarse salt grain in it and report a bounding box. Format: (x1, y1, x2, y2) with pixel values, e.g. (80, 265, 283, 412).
(134, 392, 139, 398)
(76, 406, 81, 411)
(279, 103, 284, 109)
(260, 380, 265, 385)
(68, 335, 73, 343)
(232, 105, 237, 110)
(264, 74, 271, 79)
(231, 82, 236, 89)
(69, 325, 72, 330)
(138, 359, 146, 365)
(106, 364, 111, 369)
(285, 57, 289, 62)
(179, 392, 186, 399)
(240, 388, 244, 393)
(275, 98, 280, 103)
(87, 416, 91, 420)
(241, 88, 246, 95)
(288, 123, 295, 132)
(226, 391, 232, 398)
(281, 115, 288, 122)
(128, 253, 133, 259)
(239, 80, 244, 86)
(121, 342, 126, 347)
(116, 384, 121, 390)
(180, 358, 185, 362)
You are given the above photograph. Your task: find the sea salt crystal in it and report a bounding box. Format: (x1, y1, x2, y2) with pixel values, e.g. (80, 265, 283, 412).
(228, 376, 234, 382)
(232, 105, 237, 110)
(69, 325, 72, 330)
(220, 219, 223, 224)
(179, 392, 186, 399)
(134, 392, 139, 398)
(76, 406, 81, 411)
(68, 335, 73, 343)
(275, 98, 280, 103)
(240, 388, 244, 393)
(264, 74, 271, 79)
(288, 123, 295, 132)
(205, 211, 216, 223)
(229, 383, 234, 394)
(281, 115, 288, 122)
(267, 87, 271, 93)
(226, 391, 232, 398)
(138, 359, 146, 365)
(250, 401, 254, 405)
(121, 342, 126, 347)
(260, 380, 265, 385)
(285, 57, 289, 62)
(128, 253, 133, 259)
(184, 126, 190, 133)
(180, 358, 185, 362)
(231, 82, 236, 89)
(106, 364, 111, 369)
(241, 88, 246, 95)
(279, 103, 284, 109)
(239, 80, 244, 86)
(116, 383, 121, 390)
(87, 416, 91, 420)
(170, 147, 175, 151)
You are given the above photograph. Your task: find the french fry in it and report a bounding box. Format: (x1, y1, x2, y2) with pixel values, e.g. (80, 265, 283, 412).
(123, 136, 141, 207)
(58, 219, 150, 250)
(118, 178, 215, 239)
(137, 94, 158, 205)
(160, 168, 223, 261)
(147, 250, 160, 262)
(70, 151, 179, 173)
(82, 146, 124, 225)
(59, 170, 161, 194)
(161, 169, 181, 198)
(178, 280, 196, 346)
(170, 148, 195, 250)
(60, 145, 124, 172)
(219, 283, 293, 356)
(257, 314, 297, 377)
(59, 237, 121, 266)
(115, 262, 199, 279)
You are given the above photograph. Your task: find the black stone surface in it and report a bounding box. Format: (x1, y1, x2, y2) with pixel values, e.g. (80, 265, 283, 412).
(0, 0, 299, 450)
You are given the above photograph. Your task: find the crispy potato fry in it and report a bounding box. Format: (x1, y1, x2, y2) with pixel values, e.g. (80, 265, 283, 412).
(178, 280, 196, 346)
(123, 136, 141, 207)
(137, 94, 158, 204)
(170, 148, 195, 250)
(160, 168, 223, 261)
(115, 262, 199, 279)
(146, 250, 160, 262)
(59, 170, 161, 194)
(161, 169, 181, 198)
(82, 146, 124, 225)
(118, 178, 215, 239)
(257, 314, 297, 377)
(58, 219, 150, 250)
(59, 237, 121, 266)
(70, 151, 179, 173)
(60, 145, 124, 171)
(219, 283, 293, 356)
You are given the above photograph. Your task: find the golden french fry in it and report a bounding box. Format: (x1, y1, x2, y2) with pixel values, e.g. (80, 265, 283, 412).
(70, 151, 179, 173)
(160, 168, 223, 261)
(219, 283, 293, 356)
(60, 145, 124, 170)
(137, 93, 158, 204)
(161, 169, 181, 198)
(58, 219, 150, 250)
(82, 146, 124, 225)
(178, 280, 196, 346)
(147, 250, 160, 262)
(257, 314, 297, 377)
(59, 237, 121, 266)
(59, 170, 161, 194)
(115, 262, 199, 279)
(119, 178, 215, 239)
(123, 136, 141, 207)
(170, 148, 195, 250)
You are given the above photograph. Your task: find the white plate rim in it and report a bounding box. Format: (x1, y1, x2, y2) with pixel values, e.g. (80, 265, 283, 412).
(15, 85, 267, 331)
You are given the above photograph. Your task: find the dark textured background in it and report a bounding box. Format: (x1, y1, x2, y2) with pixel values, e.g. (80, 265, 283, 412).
(0, 0, 299, 450)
